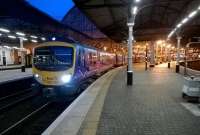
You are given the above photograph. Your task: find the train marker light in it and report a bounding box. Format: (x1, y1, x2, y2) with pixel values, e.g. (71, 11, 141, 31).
(34, 74, 39, 78)
(61, 74, 71, 83)
(52, 37, 56, 41)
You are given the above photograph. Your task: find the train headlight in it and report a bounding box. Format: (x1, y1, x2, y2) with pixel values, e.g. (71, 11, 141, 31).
(34, 74, 39, 78)
(61, 74, 71, 83)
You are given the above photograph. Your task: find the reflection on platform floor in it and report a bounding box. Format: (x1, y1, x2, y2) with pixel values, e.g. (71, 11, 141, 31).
(78, 64, 200, 135)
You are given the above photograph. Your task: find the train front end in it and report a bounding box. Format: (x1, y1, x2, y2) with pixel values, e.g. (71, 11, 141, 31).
(32, 42, 76, 97)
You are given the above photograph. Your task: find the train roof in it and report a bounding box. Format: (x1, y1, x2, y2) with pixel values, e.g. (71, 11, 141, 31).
(35, 41, 113, 54)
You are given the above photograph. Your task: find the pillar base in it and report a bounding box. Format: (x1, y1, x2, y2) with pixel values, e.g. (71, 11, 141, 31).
(127, 71, 133, 85)
(176, 65, 180, 73)
(21, 66, 25, 72)
(168, 62, 170, 69)
(145, 62, 148, 70)
(149, 64, 155, 67)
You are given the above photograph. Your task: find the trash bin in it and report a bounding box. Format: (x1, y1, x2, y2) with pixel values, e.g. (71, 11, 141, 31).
(182, 76, 200, 99)
(21, 66, 26, 72)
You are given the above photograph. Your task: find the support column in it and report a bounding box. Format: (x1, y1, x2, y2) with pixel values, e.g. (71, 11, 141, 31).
(176, 36, 181, 73)
(145, 44, 148, 70)
(127, 23, 133, 85)
(20, 38, 25, 72)
(167, 46, 171, 68)
(160, 44, 163, 63)
(149, 41, 155, 67)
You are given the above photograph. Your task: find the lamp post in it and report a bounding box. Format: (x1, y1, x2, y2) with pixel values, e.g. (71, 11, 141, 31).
(145, 43, 148, 70)
(127, 1, 163, 85)
(127, 23, 134, 85)
(167, 44, 171, 68)
(176, 36, 182, 73)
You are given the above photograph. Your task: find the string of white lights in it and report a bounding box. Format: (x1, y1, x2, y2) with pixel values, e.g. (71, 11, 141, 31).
(167, 5, 200, 39)
(0, 27, 48, 42)
(132, 0, 141, 16)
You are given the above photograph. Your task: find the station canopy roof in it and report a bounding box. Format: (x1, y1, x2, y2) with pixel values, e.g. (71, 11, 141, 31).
(74, 0, 200, 43)
(0, 0, 200, 44)
(0, 0, 106, 44)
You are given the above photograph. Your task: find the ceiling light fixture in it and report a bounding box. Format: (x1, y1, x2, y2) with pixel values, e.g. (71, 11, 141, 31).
(30, 35, 38, 39)
(8, 35, 16, 39)
(16, 32, 26, 36)
(0, 28, 10, 33)
(31, 39, 38, 43)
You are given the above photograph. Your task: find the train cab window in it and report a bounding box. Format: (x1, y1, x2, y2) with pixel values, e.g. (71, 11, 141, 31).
(33, 46, 74, 71)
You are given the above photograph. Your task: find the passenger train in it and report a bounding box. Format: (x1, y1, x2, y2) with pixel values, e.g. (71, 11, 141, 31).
(32, 42, 125, 98)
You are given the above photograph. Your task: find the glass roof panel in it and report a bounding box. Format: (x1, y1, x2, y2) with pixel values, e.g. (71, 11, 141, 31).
(26, 0, 74, 21)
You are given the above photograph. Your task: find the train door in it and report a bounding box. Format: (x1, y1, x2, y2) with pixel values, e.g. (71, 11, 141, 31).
(2, 51, 6, 66)
(77, 47, 87, 78)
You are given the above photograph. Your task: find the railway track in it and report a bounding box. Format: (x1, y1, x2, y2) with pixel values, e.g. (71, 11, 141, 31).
(0, 102, 51, 135)
(0, 70, 106, 135)
(0, 88, 37, 113)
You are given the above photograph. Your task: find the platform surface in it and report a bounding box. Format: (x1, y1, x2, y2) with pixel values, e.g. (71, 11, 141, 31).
(0, 65, 22, 70)
(77, 63, 200, 135)
(0, 68, 32, 83)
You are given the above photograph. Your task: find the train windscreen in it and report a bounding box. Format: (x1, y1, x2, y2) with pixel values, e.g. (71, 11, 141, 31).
(33, 46, 74, 71)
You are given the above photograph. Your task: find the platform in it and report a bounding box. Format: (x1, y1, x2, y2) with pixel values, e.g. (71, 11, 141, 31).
(0, 68, 32, 83)
(0, 65, 22, 70)
(43, 63, 200, 135)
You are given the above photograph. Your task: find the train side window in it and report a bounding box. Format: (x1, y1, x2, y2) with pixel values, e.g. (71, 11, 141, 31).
(78, 48, 85, 67)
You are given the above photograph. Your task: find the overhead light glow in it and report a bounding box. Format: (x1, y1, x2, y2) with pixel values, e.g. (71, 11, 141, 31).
(188, 10, 197, 18)
(176, 23, 182, 28)
(132, 6, 138, 15)
(30, 35, 38, 39)
(167, 5, 200, 39)
(135, 0, 141, 3)
(34, 74, 39, 78)
(16, 32, 26, 36)
(8, 35, 16, 39)
(181, 18, 189, 24)
(0, 33, 2, 36)
(19, 37, 28, 41)
(31, 39, 38, 43)
(41, 37, 46, 41)
(13, 46, 20, 49)
(0, 28, 10, 33)
(3, 46, 11, 49)
(61, 74, 71, 83)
